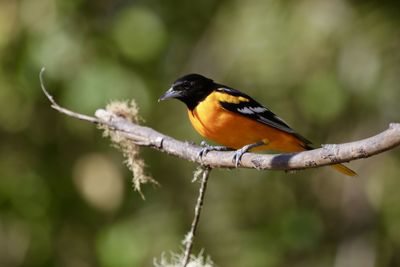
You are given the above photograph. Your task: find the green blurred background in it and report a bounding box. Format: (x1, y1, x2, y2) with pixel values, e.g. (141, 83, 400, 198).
(1, 0, 400, 266)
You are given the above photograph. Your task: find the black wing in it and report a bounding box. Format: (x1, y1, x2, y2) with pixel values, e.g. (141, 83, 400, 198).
(216, 86, 312, 145)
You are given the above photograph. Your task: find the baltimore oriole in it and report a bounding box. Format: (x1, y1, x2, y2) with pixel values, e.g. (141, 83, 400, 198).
(159, 74, 356, 176)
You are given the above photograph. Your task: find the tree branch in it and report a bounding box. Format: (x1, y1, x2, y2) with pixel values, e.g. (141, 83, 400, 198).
(40, 68, 400, 172)
(182, 166, 211, 267)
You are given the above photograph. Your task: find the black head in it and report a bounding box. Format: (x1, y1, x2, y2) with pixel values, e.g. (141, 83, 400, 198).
(159, 73, 216, 110)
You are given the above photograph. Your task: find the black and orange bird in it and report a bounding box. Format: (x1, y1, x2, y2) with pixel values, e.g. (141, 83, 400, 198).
(159, 74, 356, 176)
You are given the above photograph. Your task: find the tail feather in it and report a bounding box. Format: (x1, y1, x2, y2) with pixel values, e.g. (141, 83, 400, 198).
(296, 141, 357, 177)
(266, 136, 357, 176)
(331, 163, 357, 177)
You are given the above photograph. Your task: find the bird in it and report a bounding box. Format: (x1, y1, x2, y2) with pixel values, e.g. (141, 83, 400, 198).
(158, 73, 356, 176)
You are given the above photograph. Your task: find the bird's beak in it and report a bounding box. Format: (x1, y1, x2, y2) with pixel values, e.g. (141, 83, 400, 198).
(158, 87, 182, 102)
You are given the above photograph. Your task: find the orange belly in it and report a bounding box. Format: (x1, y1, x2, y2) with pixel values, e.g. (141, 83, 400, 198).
(188, 92, 305, 152)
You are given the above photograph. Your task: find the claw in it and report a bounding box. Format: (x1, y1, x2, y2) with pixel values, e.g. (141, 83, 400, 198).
(231, 141, 265, 167)
(232, 148, 246, 167)
(197, 147, 210, 159)
(196, 141, 231, 160)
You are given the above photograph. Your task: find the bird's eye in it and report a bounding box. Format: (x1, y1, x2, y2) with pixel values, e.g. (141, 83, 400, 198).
(183, 81, 190, 88)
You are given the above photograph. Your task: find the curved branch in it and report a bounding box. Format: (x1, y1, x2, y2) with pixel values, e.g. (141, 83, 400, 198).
(94, 109, 400, 170)
(40, 68, 400, 171)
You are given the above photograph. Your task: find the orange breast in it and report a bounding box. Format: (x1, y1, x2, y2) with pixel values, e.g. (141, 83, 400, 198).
(188, 92, 305, 152)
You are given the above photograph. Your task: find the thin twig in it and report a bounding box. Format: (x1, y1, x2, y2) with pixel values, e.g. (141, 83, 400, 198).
(39, 68, 400, 171)
(40, 67, 99, 123)
(182, 167, 212, 267)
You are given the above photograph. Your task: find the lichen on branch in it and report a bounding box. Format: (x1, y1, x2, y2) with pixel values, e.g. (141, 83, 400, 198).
(99, 100, 158, 198)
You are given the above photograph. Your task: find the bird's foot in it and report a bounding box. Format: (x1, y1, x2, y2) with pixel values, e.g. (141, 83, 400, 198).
(197, 141, 231, 160)
(232, 142, 265, 167)
(232, 147, 250, 167)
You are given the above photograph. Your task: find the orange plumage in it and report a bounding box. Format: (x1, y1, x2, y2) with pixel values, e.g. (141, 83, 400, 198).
(188, 91, 303, 152)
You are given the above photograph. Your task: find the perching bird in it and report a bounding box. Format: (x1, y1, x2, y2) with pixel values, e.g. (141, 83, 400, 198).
(159, 74, 356, 176)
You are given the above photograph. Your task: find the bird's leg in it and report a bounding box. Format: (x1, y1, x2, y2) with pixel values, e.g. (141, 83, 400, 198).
(232, 141, 265, 167)
(197, 141, 232, 159)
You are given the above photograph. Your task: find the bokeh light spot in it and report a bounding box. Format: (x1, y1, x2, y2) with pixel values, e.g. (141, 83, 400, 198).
(64, 62, 150, 115)
(73, 154, 124, 213)
(96, 219, 147, 267)
(112, 7, 167, 63)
